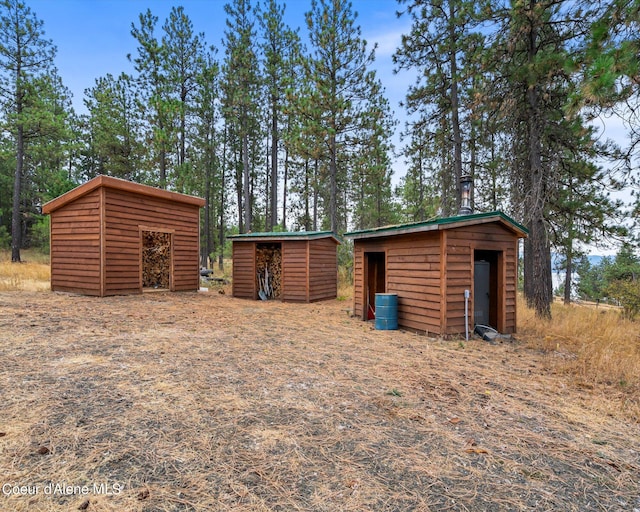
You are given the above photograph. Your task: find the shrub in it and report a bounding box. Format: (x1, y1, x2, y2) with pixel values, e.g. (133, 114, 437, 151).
(606, 279, 640, 319)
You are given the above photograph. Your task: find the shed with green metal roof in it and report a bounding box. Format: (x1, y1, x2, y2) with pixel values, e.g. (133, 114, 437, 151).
(229, 231, 340, 302)
(344, 212, 528, 336)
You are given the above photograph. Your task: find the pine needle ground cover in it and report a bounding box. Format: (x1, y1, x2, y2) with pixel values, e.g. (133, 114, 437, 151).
(0, 290, 638, 511)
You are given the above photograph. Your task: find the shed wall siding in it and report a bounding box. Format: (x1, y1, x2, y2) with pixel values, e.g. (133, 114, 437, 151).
(103, 188, 201, 295)
(282, 241, 309, 302)
(387, 233, 442, 333)
(442, 238, 471, 334)
(353, 232, 443, 334)
(352, 221, 521, 335)
(50, 188, 102, 295)
(232, 236, 338, 303)
(232, 242, 256, 299)
(446, 223, 519, 333)
(308, 238, 338, 302)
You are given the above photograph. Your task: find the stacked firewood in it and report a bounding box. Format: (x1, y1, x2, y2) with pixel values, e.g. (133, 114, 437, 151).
(256, 244, 282, 299)
(143, 231, 171, 289)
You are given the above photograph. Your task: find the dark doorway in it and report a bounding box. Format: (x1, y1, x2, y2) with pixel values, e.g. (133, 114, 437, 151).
(365, 252, 385, 320)
(474, 250, 501, 328)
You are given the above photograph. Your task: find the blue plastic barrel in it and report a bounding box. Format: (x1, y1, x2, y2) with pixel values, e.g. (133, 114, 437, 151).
(375, 293, 398, 330)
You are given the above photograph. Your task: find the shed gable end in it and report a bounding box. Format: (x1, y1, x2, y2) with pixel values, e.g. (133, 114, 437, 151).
(49, 188, 102, 295)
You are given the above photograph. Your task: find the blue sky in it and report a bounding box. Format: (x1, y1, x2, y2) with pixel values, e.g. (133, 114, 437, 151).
(27, 0, 413, 118)
(28, 0, 414, 183)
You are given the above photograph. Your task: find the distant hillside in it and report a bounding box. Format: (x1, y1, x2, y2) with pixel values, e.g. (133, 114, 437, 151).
(551, 253, 610, 270)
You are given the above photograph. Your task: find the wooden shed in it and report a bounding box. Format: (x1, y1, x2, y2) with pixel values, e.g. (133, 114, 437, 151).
(42, 175, 206, 296)
(344, 212, 528, 336)
(230, 231, 340, 302)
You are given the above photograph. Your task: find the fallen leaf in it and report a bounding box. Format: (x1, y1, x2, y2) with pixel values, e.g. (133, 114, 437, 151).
(464, 447, 489, 454)
(449, 417, 461, 424)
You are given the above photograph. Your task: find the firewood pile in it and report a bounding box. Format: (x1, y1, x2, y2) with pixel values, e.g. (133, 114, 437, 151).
(256, 244, 281, 299)
(142, 231, 171, 289)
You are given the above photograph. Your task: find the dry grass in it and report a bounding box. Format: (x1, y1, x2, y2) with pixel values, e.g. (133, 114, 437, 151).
(0, 250, 50, 292)
(518, 296, 640, 420)
(1, 285, 639, 511)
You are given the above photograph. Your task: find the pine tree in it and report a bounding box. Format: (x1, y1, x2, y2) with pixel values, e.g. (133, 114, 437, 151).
(286, 76, 323, 231)
(0, 0, 56, 262)
(605, 243, 640, 318)
(490, 0, 576, 318)
(279, 27, 304, 230)
(130, 9, 178, 188)
(257, 0, 298, 230)
(22, 70, 75, 196)
(82, 73, 144, 181)
(222, 0, 261, 233)
(396, 123, 440, 222)
(20, 70, 76, 249)
(351, 78, 398, 229)
(192, 47, 223, 268)
(579, 0, 639, 232)
(394, 0, 485, 217)
(551, 155, 627, 304)
(162, 6, 205, 191)
(304, 0, 377, 233)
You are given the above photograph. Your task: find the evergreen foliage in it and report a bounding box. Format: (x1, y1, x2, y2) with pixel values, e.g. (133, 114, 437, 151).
(0, 0, 638, 322)
(576, 245, 640, 319)
(0, 0, 57, 261)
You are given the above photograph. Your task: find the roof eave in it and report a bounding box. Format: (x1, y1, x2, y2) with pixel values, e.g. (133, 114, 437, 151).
(229, 231, 341, 244)
(345, 222, 440, 240)
(344, 212, 528, 240)
(42, 175, 206, 214)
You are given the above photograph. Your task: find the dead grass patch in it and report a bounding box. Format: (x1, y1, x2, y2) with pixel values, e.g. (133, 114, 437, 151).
(0, 250, 50, 292)
(518, 296, 640, 420)
(0, 290, 639, 511)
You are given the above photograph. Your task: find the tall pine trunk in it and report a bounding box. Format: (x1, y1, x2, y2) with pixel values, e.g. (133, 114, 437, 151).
(524, 42, 552, 318)
(270, 101, 278, 229)
(242, 129, 251, 232)
(218, 166, 226, 272)
(448, 1, 463, 214)
(218, 131, 227, 271)
(282, 145, 289, 230)
(203, 167, 211, 267)
(240, 99, 251, 233)
(159, 114, 167, 188)
(563, 240, 573, 305)
(329, 125, 337, 233)
(11, 124, 23, 262)
(303, 160, 311, 231)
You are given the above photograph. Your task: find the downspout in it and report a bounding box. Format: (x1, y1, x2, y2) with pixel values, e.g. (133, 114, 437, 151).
(464, 289, 470, 341)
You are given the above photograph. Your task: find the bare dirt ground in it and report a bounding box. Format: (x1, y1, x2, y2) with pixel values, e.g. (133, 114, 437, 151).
(0, 289, 639, 511)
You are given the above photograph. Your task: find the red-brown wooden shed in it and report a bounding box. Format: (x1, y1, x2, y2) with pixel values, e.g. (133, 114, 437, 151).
(344, 212, 528, 336)
(230, 231, 340, 302)
(42, 175, 205, 296)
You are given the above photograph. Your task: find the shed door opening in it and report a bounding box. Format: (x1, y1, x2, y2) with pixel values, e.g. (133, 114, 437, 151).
(365, 252, 385, 319)
(474, 250, 501, 328)
(142, 230, 172, 290)
(256, 243, 282, 299)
